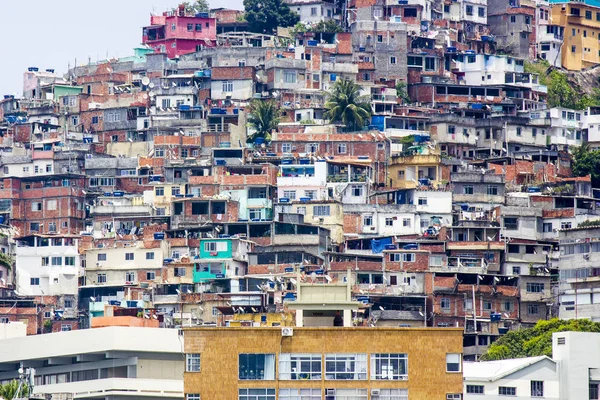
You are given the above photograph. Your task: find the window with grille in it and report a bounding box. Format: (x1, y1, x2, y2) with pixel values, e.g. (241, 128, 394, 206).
(325, 354, 367, 380)
(499, 387, 516, 396)
(186, 354, 201, 372)
(371, 353, 408, 380)
(238, 388, 275, 400)
(279, 389, 320, 400)
(279, 354, 322, 380)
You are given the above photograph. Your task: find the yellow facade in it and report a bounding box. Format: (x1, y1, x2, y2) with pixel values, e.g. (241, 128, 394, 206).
(149, 183, 187, 215)
(388, 154, 443, 189)
(183, 327, 464, 399)
(552, 3, 600, 70)
(229, 312, 295, 327)
(288, 202, 344, 244)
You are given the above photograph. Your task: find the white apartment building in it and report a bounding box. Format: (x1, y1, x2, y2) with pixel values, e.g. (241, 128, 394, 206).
(0, 326, 184, 399)
(84, 241, 167, 287)
(530, 108, 584, 149)
(15, 234, 81, 297)
(464, 355, 559, 399)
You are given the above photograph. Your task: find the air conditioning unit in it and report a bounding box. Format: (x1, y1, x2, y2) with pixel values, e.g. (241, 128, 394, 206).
(326, 389, 336, 396)
(282, 327, 294, 336)
(371, 389, 381, 396)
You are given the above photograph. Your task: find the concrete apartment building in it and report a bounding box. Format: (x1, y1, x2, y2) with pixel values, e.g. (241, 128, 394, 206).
(0, 326, 184, 399)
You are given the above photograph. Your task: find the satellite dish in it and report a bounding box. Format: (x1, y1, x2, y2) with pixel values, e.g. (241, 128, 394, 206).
(148, 82, 155, 88)
(141, 77, 150, 86)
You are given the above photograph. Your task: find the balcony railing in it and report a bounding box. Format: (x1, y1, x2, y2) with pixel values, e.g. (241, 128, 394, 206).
(327, 174, 367, 183)
(207, 123, 230, 132)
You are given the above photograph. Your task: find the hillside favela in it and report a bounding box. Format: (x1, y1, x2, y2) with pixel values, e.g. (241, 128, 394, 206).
(8, 0, 600, 398)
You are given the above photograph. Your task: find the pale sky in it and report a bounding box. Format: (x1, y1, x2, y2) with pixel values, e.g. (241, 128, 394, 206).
(0, 0, 243, 97)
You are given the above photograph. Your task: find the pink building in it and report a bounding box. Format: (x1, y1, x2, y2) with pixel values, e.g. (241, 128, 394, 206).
(142, 4, 217, 59)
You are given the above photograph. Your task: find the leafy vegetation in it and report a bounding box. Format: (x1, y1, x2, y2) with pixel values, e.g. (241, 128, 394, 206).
(579, 219, 600, 228)
(243, 0, 299, 33)
(526, 61, 600, 110)
(571, 142, 600, 187)
(396, 81, 411, 105)
(247, 99, 281, 143)
(324, 78, 372, 131)
(0, 379, 29, 400)
(482, 318, 600, 361)
(172, 0, 210, 14)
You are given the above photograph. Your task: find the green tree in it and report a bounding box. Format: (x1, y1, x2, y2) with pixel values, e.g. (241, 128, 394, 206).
(572, 142, 600, 187)
(311, 19, 343, 33)
(172, 0, 210, 14)
(547, 70, 578, 109)
(324, 78, 372, 131)
(396, 81, 411, 105)
(482, 319, 600, 361)
(0, 379, 29, 400)
(247, 99, 281, 143)
(243, 0, 299, 33)
(578, 219, 600, 228)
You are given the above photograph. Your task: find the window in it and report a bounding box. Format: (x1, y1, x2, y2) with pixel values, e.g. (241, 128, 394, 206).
(64, 298, 74, 308)
(155, 187, 165, 196)
(51, 257, 62, 266)
(377, 34, 383, 42)
(572, 45, 577, 53)
(464, 298, 473, 310)
(238, 389, 275, 400)
(363, 216, 373, 226)
(324, 389, 367, 399)
(145, 251, 155, 261)
(125, 271, 135, 282)
(310, 6, 317, 15)
(403, 218, 411, 227)
(105, 111, 121, 123)
(503, 301, 514, 311)
(97, 253, 107, 261)
(125, 253, 134, 261)
(296, 206, 306, 215)
(371, 353, 407, 380)
(30, 277, 40, 286)
(306, 143, 319, 153)
(446, 353, 461, 372)
(379, 389, 408, 399)
(528, 304, 539, 315)
(146, 271, 156, 280)
(279, 354, 322, 380)
(483, 301, 492, 311)
(417, 198, 427, 205)
(561, 222, 572, 229)
(504, 217, 518, 230)
(46, 200, 57, 210)
(187, 23, 194, 31)
(390, 56, 397, 64)
(466, 5, 473, 15)
(499, 387, 516, 396)
(325, 354, 367, 380)
(187, 395, 200, 400)
(304, 190, 317, 200)
(41, 257, 49, 266)
(446, 395, 462, 400)
(92, 116, 99, 124)
(314, 205, 330, 216)
(587, 10, 593, 19)
(97, 273, 107, 283)
(526, 282, 545, 293)
(279, 389, 320, 400)
(591, 383, 599, 400)
(175, 267, 186, 277)
(487, 186, 498, 195)
(284, 71, 297, 84)
(440, 299, 450, 311)
(195, 23, 202, 31)
(463, 186, 474, 195)
(283, 190, 296, 200)
(510, 15, 516, 22)
(30, 222, 40, 232)
(239, 354, 275, 380)
(385, 218, 393, 227)
(282, 143, 292, 153)
(478, 7, 485, 17)
(31, 202, 42, 211)
(337, 143, 347, 154)
(222, 81, 233, 92)
(186, 354, 201, 372)
(61, 324, 72, 332)
(351, 185, 363, 197)
(543, 223, 553, 233)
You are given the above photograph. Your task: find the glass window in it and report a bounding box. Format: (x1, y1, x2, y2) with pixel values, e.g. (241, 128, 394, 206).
(526, 283, 545, 293)
(186, 354, 201, 372)
(125, 253, 134, 261)
(446, 353, 461, 372)
(371, 353, 408, 380)
(325, 389, 367, 399)
(441, 298, 451, 309)
(279, 354, 322, 380)
(239, 354, 276, 380)
(467, 385, 484, 394)
(531, 381, 544, 397)
(380, 389, 408, 399)
(499, 386, 516, 396)
(314, 206, 330, 216)
(146, 252, 155, 260)
(279, 389, 321, 400)
(238, 388, 275, 400)
(325, 354, 367, 380)
(187, 395, 200, 400)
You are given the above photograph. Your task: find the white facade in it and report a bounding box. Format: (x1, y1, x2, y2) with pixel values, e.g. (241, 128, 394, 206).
(277, 161, 328, 201)
(1, 159, 56, 178)
(210, 79, 254, 101)
(15, 235, 81, 296)
(84, 242, 167, 287)
(288, 1, 336, 23)
(444, 0, 486, 24)
(464, 356, 559, 399)
(584, 107, 600, 149)
(0, 326, 184, 399)
(536, 0, 562, 67)
(541, 108, 585, 148)
(553, 331, 600, 400)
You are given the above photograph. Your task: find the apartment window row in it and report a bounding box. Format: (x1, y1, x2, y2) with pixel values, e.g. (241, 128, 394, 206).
(41, 256, 76, 266)
(496, 382, 544, 397)
(186, 352, 461, 380)
(236, 388, 408, 399)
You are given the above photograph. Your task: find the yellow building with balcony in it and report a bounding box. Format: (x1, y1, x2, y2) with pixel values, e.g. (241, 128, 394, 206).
(551, 1, 600, 70)
(388, 146, 443, 189)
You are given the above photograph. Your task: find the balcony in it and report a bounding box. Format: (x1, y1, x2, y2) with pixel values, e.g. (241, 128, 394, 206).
(206, 123, 231, 132)
(34, 378, 182, 398)
(327, 174, 367, 183)
(372, 94, 397, 103)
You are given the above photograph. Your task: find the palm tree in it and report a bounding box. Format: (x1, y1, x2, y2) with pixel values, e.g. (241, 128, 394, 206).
(247, 99, 281, 143)
(324, 78, 372, 131)
(0, 379, 29, 400)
